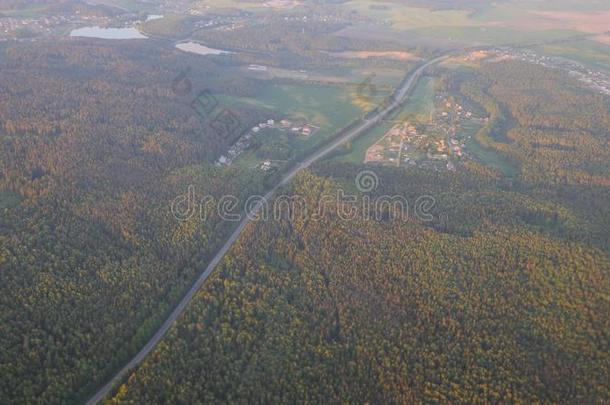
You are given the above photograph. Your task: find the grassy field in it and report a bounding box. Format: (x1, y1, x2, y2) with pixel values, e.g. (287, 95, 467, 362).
(243, 66, 408, 94)
(471, 1, 610, 23)
(465, 132, 518, 177)
(85, 0, 153, 13)
(217, 83, 376, 167)
(189, 0, 304, 13)
(226, 83, 370, 136)
(344, 0, 473, 31)
(408, 26, 580, 46)
(140, 14, 195, 38)
(343, 0, 610, 49)
(533, 40, 610, 72)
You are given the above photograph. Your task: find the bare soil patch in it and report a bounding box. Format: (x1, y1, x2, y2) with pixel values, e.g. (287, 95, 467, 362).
(325, 50, 420, 61)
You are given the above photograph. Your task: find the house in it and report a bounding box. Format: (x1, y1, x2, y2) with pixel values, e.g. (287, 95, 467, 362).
(248, 64, 268, 71)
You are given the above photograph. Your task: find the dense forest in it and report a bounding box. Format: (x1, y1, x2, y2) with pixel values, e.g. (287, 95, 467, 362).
(456, 60, 610, 249)
(109, 165, 609, 404)
(0, 39, 268, 403)
(1, 35, 609, 403)
(106, 61, 609, 403)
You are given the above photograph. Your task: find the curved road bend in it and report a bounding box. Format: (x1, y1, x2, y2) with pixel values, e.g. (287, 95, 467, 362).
(86, 54, 449, 405)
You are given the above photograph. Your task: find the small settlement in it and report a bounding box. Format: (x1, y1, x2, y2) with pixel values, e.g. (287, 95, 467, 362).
(364, 94, 484, 171)
(216, 118, 319, 168)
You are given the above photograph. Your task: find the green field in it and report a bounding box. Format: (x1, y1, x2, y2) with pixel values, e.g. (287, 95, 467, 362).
(465, 134, 518, 177)
(344, 0, 473, 31)
(85, 0, 152, 12)
(217, 83, 380, 167)
(343, 0, 609, 50)
(534, 40, 610, 72)
(408, 26, 581, 46)
(243, 65, 408, 96)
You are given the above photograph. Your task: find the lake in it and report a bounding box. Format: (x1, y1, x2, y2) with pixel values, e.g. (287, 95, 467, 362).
(69, 26, 147, 40)
(175, 41, 233, 56)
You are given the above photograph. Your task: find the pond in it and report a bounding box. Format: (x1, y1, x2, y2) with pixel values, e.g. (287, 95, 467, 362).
(69, 26, 147, 40)
(175, 41, 233, 56)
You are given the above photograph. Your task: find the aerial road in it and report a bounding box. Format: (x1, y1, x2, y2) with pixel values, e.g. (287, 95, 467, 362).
(86, 53, 449, 405)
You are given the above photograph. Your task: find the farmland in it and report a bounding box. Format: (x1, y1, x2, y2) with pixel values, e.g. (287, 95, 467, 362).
(337, 0, 610, 53)
(215, 82, 380, 168)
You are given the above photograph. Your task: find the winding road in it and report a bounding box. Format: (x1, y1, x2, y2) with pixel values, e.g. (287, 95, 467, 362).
(85, 53, 449, 405)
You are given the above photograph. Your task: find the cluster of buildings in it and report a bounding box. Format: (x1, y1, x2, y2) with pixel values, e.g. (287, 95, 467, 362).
(365, 120, 461, 171)
(216, 131, 253, 166)
(216, 119, 275, 166)
(216, 118, 318, 167)
(427, 139, 449, 161)
(493, 48, 610, 96)
(0, 15, 74, 37)
(188, 10, 252, 32)
(253, 118, 318, 137)
(365, 93, 476, 171)
(281, 13, 348, 24)
(449, 138, 463, 158)
(264, 0, 302, 9)
(365, 122, 417, 167)
(0, 11, 154, 40)
(430, 98, 475, 170)
(248, 64, 268, 71)
(259, 160, 278, 172)
(437, 98, 475, 155)
(440, 100, 473, 120)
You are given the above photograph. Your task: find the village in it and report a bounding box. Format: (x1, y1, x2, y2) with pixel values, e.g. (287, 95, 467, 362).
(364, 93, 484, 171)
(0, 15, 74, 38)
(0, 9, 152, 39)
(491, 48, 610, 96)
(216, 117, 319, 170)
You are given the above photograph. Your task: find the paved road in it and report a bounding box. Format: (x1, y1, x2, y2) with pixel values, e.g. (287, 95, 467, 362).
(85, 54, 448, 405)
